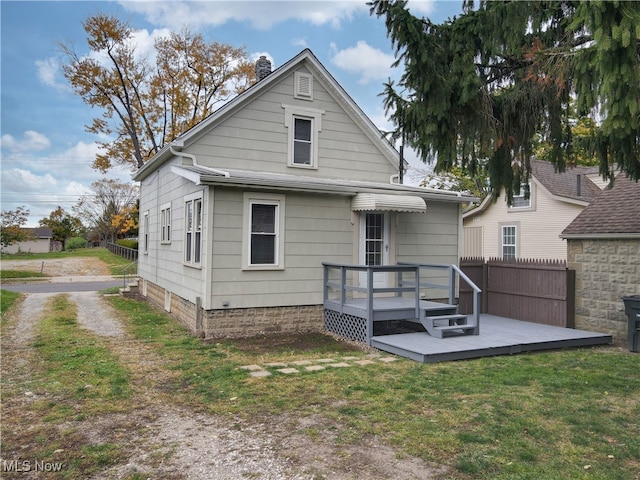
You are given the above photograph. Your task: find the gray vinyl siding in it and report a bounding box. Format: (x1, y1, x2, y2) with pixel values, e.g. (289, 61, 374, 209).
(185, 66, 397, 183)
(396, 202, 462, 299)
(137, 159, 209, 306)
(209, 188, 353, 309)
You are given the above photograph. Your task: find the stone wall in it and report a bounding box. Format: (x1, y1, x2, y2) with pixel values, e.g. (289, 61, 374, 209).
(141, 279, 324, 338)
(567, 239, 640, 343)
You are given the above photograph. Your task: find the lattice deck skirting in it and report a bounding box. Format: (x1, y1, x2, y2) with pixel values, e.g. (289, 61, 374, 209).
(324, 309, 367, 344)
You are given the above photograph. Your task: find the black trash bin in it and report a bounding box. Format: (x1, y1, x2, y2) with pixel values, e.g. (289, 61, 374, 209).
(622, 295, 640, 353)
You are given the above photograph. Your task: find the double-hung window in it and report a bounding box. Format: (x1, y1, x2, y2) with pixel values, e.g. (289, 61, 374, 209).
(160, 203, 171, 244)
(143, 211, 149, 255)
(501, 225, 517, 259)
(293, 117, 313, 166)
(243, 193, 285, 269)
(282, 104, 324, 169)
(511, 183, 531, 208)
(250, 203, 278, 264)
(184, 193, 203, 267)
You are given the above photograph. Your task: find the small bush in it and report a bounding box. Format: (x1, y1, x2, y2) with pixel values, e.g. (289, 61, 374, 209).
(116, 239, 138, 250)
(66, 237, 87, 250)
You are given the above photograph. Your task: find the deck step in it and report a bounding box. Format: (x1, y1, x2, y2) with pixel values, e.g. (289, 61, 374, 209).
(422, 314, 477, 339)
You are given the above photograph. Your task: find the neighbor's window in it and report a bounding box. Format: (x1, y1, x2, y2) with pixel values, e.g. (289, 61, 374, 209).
(160, 203, 171, 244)
(502, 225, 517, 259)
(184, 193, 203, 266)
(243, 193, 285, 269)
(511, 183, 531, 208)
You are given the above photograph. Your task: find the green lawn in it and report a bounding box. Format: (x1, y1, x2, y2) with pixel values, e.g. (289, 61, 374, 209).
(1, 287, 638, 479)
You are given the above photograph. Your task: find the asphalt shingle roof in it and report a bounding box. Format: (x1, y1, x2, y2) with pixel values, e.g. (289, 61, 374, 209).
(562, 175, 640, 236)
(531, 159, 601, 202)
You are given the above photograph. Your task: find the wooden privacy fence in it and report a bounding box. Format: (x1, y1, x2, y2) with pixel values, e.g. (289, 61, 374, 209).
(459, 257, 575, 328)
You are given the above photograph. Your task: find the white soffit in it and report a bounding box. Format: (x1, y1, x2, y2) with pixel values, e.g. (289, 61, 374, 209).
(352, 193, 427, 213)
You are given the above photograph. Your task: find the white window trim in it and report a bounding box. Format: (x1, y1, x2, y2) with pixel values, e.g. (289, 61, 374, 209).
(184, 191, 204, 268)
(160, 202, 172, 244)
(501, 224, 518, 259)
(509, 182, 532, 210)
(282, 104, 324, 170)
(143, 211, 149, 255)
(242, 192, 285, 270)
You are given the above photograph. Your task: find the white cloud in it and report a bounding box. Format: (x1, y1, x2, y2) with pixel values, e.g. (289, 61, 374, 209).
(406, 0, 436, 16)
(330, 41, 396, 84)
(291, 37, 308, 48)
(1, 131, 51, 152)
(1, 140, 134, 225)
(120, 1, 368, 30)
(35, 57, 60, 87)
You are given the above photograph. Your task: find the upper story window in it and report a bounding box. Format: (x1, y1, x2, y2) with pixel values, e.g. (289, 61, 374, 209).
(282, 104, 324, 169)
(184, 192, 203, 267)
(511, 183, 531, 208)
(293, 117, 312, 166)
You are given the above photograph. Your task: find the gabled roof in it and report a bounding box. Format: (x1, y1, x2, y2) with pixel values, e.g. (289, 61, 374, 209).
(531, 159, 601, 203)
(464, 159, 602, 218)
(561, 175, 640, 238)
(21, 227, 53, 238)
(133, 49, 400, 182)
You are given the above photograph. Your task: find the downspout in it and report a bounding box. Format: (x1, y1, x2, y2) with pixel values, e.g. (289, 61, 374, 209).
(169, 146, 230, 178)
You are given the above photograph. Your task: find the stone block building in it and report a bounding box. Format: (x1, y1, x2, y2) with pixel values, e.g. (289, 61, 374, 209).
(561, 175, 640, 343)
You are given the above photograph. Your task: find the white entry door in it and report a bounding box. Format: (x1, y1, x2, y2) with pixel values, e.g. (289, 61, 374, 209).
(359, 212, 389, 289)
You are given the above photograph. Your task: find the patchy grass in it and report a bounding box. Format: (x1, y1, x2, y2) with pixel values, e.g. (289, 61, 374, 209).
(1, 289, 20, 320)
(105, 295, 640, 479)
(2, 288, 638, 479)
(0, 247, 135, 276)
(1, 295, 132, 477)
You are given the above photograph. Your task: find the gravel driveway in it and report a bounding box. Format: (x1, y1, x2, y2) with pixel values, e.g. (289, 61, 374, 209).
(1, 257, 447, 479)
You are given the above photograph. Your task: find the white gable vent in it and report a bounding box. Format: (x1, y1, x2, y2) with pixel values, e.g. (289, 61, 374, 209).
(294, 71, 313, 100)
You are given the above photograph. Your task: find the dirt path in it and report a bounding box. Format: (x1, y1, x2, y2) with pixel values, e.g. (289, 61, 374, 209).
(1, 259, 448, 479)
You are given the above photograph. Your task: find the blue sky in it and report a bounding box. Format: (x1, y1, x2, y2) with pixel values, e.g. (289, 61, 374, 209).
(1, 0, 463, 226)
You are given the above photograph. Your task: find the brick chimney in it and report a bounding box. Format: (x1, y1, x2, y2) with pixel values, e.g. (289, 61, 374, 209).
(255, 56, 272, 81)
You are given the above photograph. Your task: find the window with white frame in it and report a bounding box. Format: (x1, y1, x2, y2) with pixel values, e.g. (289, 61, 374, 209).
(282, 104, 324, 169)
(501, 225, 517, 259)
(184, 193, 203, 266)
(293, 117, 312, 166)
(243, 193, 285, 269)
(143, 211, 149, 254)
(160, 203, 171, 244)
(511, 183, 531, 208)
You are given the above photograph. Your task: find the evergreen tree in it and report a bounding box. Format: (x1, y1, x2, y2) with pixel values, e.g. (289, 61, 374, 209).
(370, 0, 639, 201)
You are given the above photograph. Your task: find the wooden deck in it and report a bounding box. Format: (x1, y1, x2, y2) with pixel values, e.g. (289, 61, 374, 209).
(370, 314, 612, 363)
(322, 262, 611, 363)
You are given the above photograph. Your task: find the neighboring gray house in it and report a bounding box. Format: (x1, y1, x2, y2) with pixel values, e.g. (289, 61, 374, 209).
(2, 227, 53, 254)
(133, 49, 474, 338)
(561, 175, 640, 342)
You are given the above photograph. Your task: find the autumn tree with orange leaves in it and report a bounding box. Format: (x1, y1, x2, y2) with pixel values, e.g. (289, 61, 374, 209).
(60, 15, 255, 172)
